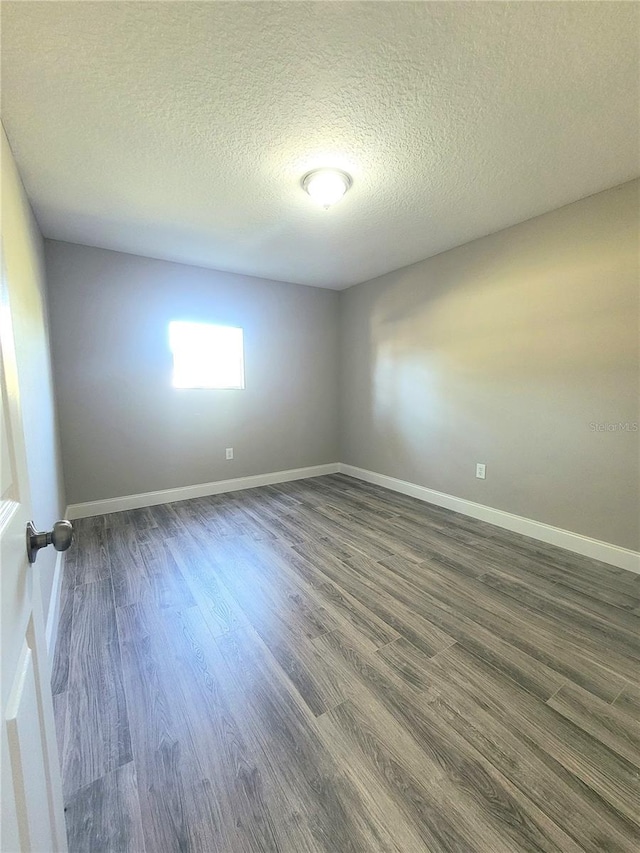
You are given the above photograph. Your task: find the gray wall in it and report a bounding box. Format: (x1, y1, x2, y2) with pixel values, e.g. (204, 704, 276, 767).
(2, 126, 66, 622)
(46, 242, 339, 504)
(46, 181, 639, 551)
(340, 181, 640, 551)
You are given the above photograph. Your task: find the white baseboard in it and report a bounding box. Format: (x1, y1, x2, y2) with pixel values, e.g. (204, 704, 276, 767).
(339, 464, 640, 575)
(63, 459, 640, 574)
(45, 550, 65, 663)
(66, 463, 340, 519)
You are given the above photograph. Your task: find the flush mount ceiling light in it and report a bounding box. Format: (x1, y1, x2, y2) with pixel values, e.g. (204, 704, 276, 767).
(301, 168, 352, 209)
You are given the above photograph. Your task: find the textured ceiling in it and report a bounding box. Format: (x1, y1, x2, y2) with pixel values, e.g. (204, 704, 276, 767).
(2, 2, 639, 289)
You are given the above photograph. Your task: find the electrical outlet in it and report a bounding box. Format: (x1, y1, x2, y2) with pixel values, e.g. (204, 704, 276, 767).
(225, 448, 234, 460)
(476, 463, 486, 479)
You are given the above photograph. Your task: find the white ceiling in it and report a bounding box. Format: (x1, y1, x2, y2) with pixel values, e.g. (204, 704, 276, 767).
(2, 2, 638, 289)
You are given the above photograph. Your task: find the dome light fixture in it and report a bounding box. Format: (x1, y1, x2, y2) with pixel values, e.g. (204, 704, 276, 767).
(301, 168, 352, 209)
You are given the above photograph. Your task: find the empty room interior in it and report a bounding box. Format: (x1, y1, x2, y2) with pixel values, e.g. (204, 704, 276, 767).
(1, 2, 640, 852)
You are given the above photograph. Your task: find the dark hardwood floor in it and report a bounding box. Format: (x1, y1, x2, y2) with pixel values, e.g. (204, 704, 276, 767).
(51, 474, 640, 852)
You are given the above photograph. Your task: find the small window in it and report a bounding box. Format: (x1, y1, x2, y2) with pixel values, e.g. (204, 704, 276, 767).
(169, 322, 245, 389)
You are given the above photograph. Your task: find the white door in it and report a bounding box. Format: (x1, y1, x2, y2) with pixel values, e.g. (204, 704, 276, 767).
(1, 249, 68, 851)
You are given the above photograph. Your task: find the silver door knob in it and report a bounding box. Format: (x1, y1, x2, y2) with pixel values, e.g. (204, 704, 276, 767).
(26, 520, 73, 564)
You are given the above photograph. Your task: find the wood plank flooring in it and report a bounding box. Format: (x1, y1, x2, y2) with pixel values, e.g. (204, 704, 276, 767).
(52, 474, 640, 852)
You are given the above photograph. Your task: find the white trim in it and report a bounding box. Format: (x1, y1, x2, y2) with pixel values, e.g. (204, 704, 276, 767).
(339, 464, 640, 575)
(65, 463, 340, 519)
(45, 551, 65, 662)
(63, 460, 640, 574)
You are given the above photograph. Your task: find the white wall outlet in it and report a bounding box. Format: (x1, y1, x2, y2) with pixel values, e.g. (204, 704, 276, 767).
(476, 463, 486, 479)
(225, 447, 234, 460)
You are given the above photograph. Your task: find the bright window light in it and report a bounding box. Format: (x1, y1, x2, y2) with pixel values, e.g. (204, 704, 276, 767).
(169, 322, 245, 389)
